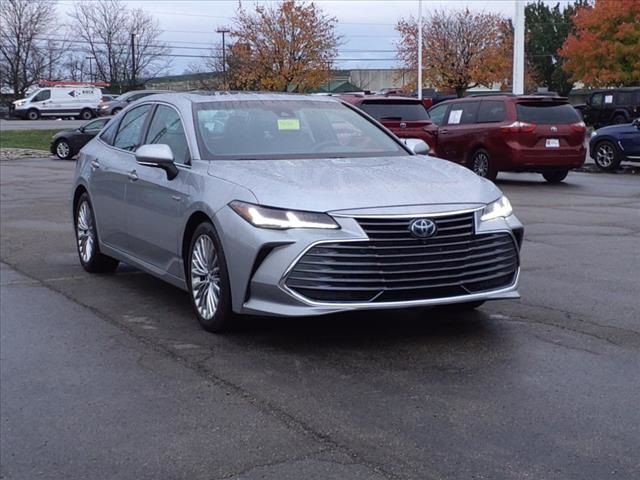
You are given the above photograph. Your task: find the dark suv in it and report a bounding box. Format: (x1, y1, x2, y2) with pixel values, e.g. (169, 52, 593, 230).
(337, 95, 434, 149)
(426, 95, 587, 183)
(580, 88, 640, 128)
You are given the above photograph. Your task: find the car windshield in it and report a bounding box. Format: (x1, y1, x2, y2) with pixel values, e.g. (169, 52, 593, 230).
(359, 101, 430, 121)
(193, 99, 406, 160)
(516, 102, 580, 124)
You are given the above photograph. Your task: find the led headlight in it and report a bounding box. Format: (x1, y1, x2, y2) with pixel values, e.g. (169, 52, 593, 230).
(480, 196, 513, 222)
(229, 201, 339, 230)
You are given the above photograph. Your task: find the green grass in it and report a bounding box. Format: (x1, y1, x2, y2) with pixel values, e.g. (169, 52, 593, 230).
(0, 129, 62, 151)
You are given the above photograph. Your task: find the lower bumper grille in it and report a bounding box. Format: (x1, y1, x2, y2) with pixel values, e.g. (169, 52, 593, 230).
(284, 213, 519, 303)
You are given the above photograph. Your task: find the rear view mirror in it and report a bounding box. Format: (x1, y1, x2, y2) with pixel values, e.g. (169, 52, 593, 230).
(135, 144, 178, 180)
(403, 138, 430, 155)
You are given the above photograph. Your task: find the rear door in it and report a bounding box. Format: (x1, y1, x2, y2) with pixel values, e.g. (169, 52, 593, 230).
(90, 104, 152, 252)
(514, 101, 584, 150)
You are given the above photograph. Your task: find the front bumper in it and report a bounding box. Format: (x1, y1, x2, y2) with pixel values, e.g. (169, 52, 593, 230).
(215, 205, 523, 317)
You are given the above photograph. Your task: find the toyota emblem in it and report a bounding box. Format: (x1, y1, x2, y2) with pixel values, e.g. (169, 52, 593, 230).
(409, 218, 437, 239)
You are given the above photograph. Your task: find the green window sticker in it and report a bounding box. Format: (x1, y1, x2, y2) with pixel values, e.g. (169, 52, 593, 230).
(277, 118, 300, 130)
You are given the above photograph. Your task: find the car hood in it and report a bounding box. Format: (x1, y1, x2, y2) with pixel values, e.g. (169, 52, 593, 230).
(207, 155, 502, 213)
(594, 123, 637, 135)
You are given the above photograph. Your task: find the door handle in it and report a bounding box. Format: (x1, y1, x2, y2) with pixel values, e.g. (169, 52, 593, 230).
(91, 160, 100, 169)
(440, 129, 449, 134)
(128, 170, 138, 181)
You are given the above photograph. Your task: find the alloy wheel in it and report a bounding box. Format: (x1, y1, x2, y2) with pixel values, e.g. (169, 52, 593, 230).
(190, 234, 221, 320)
(473, 152, 489, 177)
(76, 200, 95, 263)
(56, 141, 70, 159)
(595, 144, 614, 168)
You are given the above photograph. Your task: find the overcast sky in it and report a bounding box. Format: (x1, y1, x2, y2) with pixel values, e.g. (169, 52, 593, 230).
(55, 0, 571, 75)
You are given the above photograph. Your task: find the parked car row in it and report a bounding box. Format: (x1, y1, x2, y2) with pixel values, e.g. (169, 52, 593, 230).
(10, 85, 169, 120)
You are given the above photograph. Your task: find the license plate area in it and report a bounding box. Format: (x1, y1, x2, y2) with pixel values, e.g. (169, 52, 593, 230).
(546, 138, 560, 148)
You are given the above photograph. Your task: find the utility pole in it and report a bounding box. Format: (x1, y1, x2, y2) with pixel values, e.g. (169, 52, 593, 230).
(417, 0, 423, 100)
(86, 57, 94, 84)
(131, 32, 136, 89)
(512, 0, 525, 95)
(217, 28, 230, 90)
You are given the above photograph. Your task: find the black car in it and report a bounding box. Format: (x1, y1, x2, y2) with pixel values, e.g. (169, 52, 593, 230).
(50, 117, 112, 160)
(589, 118, 640, 171)
(580, 87, 640, 128)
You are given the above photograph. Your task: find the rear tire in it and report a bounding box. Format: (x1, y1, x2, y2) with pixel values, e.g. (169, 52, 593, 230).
(470, 149, 497, 181)
(27, 108, 39, 120)
(187, 222, 235, 333)
(79, 108, 93, 120)
(593, 140, 621, 171)
(612, 114, 626, 125)
(542, 170, 569, 183)
(54, 139, 73, 160)
(74, 193, 119, 273)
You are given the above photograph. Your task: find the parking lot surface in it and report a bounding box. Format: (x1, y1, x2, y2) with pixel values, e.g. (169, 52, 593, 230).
(1, 158, 639, 479)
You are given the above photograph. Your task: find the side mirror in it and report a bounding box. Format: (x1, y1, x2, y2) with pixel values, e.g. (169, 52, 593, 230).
(135, 144, 178, 180)
(78, 126, 85, 133)
(632, 118, 640, 128)
(403, 138, 430, 155)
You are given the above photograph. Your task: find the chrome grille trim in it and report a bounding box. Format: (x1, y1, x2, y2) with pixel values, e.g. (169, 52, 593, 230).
(283, 212, 519, 304)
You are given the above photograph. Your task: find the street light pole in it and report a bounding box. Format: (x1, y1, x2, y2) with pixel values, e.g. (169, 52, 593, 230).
(417, 0, 423, 100)
(512, 0, 525, 95)
(217, 28, 230, 90)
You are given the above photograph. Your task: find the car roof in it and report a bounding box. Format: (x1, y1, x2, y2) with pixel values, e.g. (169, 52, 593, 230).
(337, 94, 421, 104)
(433, 94, 570, 106)
(143, 91, 342, 106)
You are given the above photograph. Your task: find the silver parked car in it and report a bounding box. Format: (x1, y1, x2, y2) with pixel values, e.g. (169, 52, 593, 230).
(72, 93, 524, 332)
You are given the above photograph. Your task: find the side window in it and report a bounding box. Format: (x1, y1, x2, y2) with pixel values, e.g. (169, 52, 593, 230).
(428, 104, 449, 126)
(113, 105, 151, 151)
(591, 93, 603, 107)
(99, 119, 119, 145)
(446, 101, 479, 125)
(615, 91, 632, 105)
(84, 119, 107, 132)
(477, 101, 506, 123)
(145, 105, 191, 164)
(32, 89, 51, 102)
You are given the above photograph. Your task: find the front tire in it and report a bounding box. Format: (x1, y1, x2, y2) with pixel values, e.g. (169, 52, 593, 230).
(542, 170, 569, 183)
(471, 149, 497, 181)
(593, 140, 621, 171)
(187, 222, 234, 333)
(27, 108, 39, 120)
(75, 193, 119, 273)
(54, 139, 73, 160)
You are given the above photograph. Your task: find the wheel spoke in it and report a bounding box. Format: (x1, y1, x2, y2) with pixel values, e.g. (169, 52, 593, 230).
(190, 233, 222, 320)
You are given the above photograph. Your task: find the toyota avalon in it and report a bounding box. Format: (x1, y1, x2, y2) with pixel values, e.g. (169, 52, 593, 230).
(72, 93, 523, 332)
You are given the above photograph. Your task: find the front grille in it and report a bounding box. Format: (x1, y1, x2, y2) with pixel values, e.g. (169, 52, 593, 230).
(284, 212, 519, 303)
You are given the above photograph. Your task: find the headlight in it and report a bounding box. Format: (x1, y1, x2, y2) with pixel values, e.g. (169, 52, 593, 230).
(480, 196, 513, 222)
(229, 201, 339, 230)
(14, 100, 25, 107)
(590, 130, 597, 138)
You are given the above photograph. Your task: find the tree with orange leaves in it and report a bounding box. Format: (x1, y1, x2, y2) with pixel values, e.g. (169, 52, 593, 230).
(396, 9, 512, 97)
(229, 0, 340, 92)
(560, 0, 640, 87)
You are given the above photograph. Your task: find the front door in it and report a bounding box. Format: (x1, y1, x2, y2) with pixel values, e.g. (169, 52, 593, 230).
(125, 104, 192, 277)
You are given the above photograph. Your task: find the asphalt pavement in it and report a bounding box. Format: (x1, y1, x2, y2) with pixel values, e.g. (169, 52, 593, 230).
(1, 157, 639, 479)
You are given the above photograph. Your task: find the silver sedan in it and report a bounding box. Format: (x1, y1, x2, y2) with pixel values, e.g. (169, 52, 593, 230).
(72, 93, 523, 332)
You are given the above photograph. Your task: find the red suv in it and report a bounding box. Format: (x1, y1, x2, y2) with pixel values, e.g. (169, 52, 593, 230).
(426, 95, 586, 183)
(337, 95, 434, 150)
